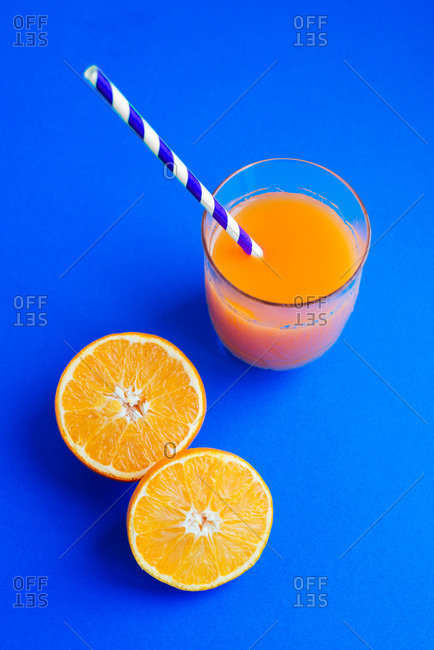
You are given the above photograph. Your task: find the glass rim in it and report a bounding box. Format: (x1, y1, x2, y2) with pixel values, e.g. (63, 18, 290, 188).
(201, 157, 371, 309)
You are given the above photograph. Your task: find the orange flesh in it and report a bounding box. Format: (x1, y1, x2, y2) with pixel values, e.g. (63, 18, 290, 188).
(57, 335, 205, 480)
(212, 192, 358, 303)
(128, 450, 272, 589)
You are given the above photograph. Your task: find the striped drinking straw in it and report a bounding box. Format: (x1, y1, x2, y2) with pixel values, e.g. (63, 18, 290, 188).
(84, 65, 263, 258)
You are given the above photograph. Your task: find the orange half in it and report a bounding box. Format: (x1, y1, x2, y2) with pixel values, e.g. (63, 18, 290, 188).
(127, 448, 273, 590)
(55, 333, 206, 481)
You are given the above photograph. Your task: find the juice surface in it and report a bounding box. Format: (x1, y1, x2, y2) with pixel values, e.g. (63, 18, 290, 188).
(212, 192, 359, 303)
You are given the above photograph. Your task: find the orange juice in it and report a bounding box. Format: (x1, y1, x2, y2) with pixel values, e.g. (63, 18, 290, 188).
(212, 192, 357, 304)
(202, 159, 370, 370)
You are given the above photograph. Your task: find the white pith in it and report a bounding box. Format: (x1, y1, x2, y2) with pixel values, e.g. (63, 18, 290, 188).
(181, 506, 222, 537)
(110, 385, 150, 422)
(57, 333, 205, 480)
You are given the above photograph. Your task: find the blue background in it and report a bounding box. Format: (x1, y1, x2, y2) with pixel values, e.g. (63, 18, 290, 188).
(1, 1, 433, 648)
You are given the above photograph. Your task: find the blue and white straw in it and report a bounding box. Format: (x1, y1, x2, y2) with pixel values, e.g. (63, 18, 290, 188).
(84, 65, 263, 258)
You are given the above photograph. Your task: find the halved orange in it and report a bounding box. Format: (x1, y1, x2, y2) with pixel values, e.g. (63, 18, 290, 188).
(55, 333, 206, 481)
(127, 448, 273, 590)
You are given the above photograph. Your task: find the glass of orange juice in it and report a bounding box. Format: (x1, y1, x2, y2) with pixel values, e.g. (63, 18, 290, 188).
(202, 159, 370, 370)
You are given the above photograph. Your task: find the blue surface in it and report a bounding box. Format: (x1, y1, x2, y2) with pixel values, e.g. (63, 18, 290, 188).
(2, 1, 433, 648)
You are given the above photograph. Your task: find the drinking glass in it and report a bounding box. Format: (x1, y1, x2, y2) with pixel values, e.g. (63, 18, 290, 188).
(202, 159, 370, 370)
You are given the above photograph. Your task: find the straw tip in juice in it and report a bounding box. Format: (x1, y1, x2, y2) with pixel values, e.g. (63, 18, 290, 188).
(251, 241, 264, 258)
(84, 65, 98, 85)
